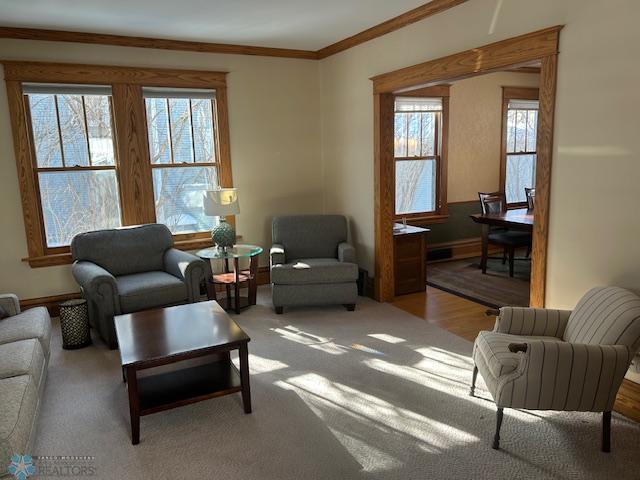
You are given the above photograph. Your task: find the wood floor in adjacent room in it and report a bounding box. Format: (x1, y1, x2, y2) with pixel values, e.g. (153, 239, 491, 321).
(392, 286, 640, 423)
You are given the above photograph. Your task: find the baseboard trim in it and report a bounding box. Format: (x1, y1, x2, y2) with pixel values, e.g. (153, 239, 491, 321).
(427, 237, 501, 263)
(20, 292, 82, 317)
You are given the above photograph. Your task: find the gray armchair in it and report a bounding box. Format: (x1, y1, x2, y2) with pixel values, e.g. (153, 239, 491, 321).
(71, 224, 206, 348)
(270, 215, 358, 314)
(470, 286, 640, 452)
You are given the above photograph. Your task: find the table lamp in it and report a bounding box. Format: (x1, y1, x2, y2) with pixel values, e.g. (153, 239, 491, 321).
(203, 188, 240, 251)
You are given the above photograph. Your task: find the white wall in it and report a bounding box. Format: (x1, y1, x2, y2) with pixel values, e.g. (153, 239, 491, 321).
(0, 41, 322, 299)
(319, 0, 640, 307)
(447, 72, 539, 202)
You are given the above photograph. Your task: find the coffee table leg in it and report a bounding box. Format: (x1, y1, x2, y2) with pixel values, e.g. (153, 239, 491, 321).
(239, 343, 252, 414)
(126, 366, 141, 445)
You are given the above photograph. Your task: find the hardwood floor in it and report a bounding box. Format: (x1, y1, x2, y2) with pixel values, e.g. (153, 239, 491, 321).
(392, 286, 640, 422)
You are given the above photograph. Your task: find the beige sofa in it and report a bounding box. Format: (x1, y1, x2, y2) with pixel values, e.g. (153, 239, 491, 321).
(0, 294, 51, 475)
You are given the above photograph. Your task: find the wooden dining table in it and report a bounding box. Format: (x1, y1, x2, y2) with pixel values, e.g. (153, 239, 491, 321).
(470, 208, 534, 274)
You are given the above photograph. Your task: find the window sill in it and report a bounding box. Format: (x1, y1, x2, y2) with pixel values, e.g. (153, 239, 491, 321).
(22, 235, 246, 268)
(396, 214, 450, 226)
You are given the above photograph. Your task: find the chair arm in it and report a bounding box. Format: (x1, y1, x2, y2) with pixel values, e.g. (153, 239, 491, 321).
(71, 261, 120, 314)
(0, 294, 20, 316)
(497, 341, 632, 411)
(270, 244, 286, 266)
(164, 249, 206, 302)
(338, 242, 356, 263)
(493, 307, 572, 338)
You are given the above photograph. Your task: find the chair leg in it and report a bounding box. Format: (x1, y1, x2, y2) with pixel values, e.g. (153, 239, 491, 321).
(508, 247, 515, 277)
(602, 411, 611, 453)
(502, 247, 508, 265)
(469, 365, 478, 397)
(492, 407, 504, 450)
(344, 304, 356, 311)
(275, 306, 284, 315)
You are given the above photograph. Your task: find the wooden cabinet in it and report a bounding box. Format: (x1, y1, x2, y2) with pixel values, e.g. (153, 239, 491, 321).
(393, 224, 429, 296)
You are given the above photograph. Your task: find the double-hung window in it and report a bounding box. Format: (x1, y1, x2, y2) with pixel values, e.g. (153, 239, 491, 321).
(5, 62, 231, 266)
(24, 84, 122, 248)
(502, 88, 539, 205)
(143, 88, 219, 234)
(394, 95, 448, 219)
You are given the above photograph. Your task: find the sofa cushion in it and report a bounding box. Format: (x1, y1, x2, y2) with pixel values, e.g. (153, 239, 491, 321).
(0, 376, 39, 471)
(117, 271, 188, 313)
(71, 224, 173, 276)
(0, 307, 51, 356)
(271, 258, 358, 285)
(0, 340, 46, 388)
(474, 331, 562, 378)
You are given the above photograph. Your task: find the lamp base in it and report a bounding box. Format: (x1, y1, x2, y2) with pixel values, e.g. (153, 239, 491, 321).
(212, 218, 235, 250)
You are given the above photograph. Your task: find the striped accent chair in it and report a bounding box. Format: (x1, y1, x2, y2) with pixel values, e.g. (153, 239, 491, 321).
(470, 286, 640, 452)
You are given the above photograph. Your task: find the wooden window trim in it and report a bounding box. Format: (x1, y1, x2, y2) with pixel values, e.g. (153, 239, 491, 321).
(393, 85, 450, 221)
(500, 86, 539, 207)
(4, 61, 232, 268)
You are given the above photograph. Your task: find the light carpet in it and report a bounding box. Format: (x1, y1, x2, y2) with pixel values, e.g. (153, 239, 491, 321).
(34, 287, 640, 479)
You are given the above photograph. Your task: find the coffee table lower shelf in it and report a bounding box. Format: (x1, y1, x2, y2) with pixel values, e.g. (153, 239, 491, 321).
(137, 361, 242, 415)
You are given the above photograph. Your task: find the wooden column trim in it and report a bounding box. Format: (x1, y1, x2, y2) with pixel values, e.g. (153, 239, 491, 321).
(530, 54, 558, 308)
(374, 93, 395, 302)
(111, 84, 156, 225)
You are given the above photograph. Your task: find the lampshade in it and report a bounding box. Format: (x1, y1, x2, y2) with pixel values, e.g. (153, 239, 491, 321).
(203, 188, 240, 216)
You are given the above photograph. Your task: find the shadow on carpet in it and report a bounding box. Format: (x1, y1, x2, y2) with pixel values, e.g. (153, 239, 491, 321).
(427, 255, 530, 308)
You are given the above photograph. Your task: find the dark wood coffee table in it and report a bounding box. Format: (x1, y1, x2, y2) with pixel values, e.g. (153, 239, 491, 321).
(114, 301, 251, 445)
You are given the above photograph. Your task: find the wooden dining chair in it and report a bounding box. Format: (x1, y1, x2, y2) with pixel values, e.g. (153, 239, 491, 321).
(525, 187, 536, 210)
(478, 192, 531, 277)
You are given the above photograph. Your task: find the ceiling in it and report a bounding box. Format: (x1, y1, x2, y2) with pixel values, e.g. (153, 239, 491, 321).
(0, 0, 433, 51)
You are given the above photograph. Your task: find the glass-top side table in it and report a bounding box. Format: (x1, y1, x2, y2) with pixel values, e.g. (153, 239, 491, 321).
(196, 244, 263, 314)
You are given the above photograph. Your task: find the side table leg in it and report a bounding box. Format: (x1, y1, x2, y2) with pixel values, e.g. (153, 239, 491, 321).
(126, 367, 140, 445)
(224, 258, 232, 310)
(239, 343, 252, 414)
(249, 255, 258, 306)
(234, 257, 241, 314)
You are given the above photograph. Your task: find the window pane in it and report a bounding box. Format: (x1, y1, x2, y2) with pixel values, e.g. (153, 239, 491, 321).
(420, 112, 436, 156)
(168, 98, 194, 163)
(28, 94, 63, 168)
(85, 95, 116, 166)
(38, 170, 121, 247)
(505, 154, 536, 204)
(153, 166, 218, 234)
(395, 159, 436, 215)
(506, 109, 516, 153)
(394, 113, 408, 157)
(191, 99, 215, 163)
(406, 112, 421, 157)
(526, 110, 538, 152)
(514, 110, 527, 152)
(145, 98, 172, 164)
(57, 95, 90, 166)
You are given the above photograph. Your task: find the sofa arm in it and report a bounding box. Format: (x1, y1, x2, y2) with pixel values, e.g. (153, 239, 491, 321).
(270, 244, 286, 266)
(338, 242, 356, 263)
(0, 294, 20, 316)
(164, 248, 206, 302)
(498, 341, 632, 411)
(72, 261, 121, 320)
(493, 306, 572, 338)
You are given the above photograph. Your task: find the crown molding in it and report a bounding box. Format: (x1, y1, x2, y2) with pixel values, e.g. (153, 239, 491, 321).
(316, 0, 469, 59)
(0, 1, 469, 60)
(0, 26, 319, 60)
